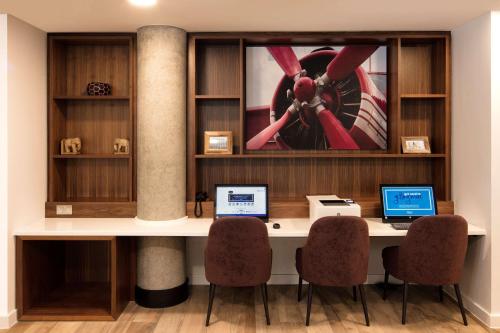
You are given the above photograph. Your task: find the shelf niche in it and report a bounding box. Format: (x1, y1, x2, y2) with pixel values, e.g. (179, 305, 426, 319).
(47, 34, 136, 217)
(16, 237, 132, 321)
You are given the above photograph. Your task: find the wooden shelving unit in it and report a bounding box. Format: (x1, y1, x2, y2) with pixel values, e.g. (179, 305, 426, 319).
(46, 34, 136, 217)
(187, 32, 452, 216)
(16, 236, 132, 321)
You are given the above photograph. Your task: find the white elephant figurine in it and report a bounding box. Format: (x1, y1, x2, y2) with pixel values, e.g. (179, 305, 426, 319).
(60, 137, 81, 155)
(113, 138, 129, 154)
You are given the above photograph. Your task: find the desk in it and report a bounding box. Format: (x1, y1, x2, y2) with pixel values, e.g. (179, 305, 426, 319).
(14, 217, 487, 237)
(14, 217, 485, 321)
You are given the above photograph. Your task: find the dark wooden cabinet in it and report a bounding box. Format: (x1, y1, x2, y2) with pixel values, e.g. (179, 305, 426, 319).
(46, 34, 137, 217)
(16, 236, 133, 321)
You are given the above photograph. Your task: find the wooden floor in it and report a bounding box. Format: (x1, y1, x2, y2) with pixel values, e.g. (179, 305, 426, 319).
(2, 285, 498, 333)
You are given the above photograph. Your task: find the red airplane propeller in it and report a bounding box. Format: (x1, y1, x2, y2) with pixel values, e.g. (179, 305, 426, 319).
(246, 45, 379, 150)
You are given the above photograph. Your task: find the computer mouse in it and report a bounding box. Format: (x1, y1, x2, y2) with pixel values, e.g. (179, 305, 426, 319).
(273, 223, 280, 229)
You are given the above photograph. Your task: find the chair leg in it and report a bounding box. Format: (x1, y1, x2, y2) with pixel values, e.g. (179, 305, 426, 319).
(353, 286, 357, 302)
(306, 283, 313, 326)
(359, 284, 370, 326)
(298, 277, 303, 302)
(454, 284, 468, 326)
(439, 285, 444, 302)
(205, 283, 216, 326)
(402, 281, 408, 325)
(261, 283, 270, 325)
(383, 270, 389, 300)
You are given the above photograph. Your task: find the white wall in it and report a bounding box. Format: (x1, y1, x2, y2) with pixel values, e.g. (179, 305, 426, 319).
(452, 11, 500, 327)
(0, 14, 46, 329)
(0, 13, 10, 330)
(489, 11, 500, 322)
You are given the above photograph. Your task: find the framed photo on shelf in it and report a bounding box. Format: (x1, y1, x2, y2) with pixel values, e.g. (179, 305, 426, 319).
(204, 131, 233, 155)
(401, 136, 431, 154)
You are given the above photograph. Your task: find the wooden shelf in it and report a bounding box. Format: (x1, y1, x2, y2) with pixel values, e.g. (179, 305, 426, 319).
(194, 153, 446, 159)
(52, 154, 130, 159)
(53, 96, 130, 100)
(195, 94, 240, 100)
(400, 94, 446, 99)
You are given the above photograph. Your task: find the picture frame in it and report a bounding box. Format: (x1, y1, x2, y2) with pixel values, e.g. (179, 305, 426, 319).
(204, 131, 233, 155)
(401, 136, 431, 154)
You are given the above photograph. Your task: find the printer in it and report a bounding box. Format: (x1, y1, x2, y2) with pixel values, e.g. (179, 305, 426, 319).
(306, 195, 361, 221)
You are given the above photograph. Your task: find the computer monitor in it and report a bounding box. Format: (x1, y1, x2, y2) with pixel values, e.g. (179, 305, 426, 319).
(380, 184, 437, 220)
(214, 184, 269, 221)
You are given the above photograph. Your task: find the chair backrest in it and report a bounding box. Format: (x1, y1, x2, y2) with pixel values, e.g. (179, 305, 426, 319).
(400, 215, 468, 285)
(204, 217, 272, 287)
(302, 216, 369, 286)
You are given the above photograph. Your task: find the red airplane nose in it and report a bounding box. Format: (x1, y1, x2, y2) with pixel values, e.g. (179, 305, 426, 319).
(293, 77, 316, 103)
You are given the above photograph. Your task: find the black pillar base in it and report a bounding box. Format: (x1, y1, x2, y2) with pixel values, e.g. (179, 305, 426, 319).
(135, 279, 189, 308)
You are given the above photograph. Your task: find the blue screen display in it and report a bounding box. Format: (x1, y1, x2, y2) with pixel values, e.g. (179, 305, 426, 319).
(381, 186, 436, 218)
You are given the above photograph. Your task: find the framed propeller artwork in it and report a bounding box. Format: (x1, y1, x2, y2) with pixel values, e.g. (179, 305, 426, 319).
(245, 45, 388, 150)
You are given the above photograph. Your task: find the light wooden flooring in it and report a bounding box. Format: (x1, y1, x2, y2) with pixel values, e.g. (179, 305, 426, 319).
(2, 285, 498, 333)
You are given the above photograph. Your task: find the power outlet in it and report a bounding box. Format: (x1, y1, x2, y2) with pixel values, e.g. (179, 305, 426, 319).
(56, 205, 73, 215)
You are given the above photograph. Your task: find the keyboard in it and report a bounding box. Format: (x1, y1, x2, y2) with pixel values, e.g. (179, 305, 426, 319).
(391, 223, 412, 230)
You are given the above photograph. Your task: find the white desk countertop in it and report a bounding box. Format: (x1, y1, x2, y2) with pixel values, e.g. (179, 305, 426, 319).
(14, 217, 487, 237)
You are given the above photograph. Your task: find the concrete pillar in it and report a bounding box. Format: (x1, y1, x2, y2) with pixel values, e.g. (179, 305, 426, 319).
(136, 25, 188, 308)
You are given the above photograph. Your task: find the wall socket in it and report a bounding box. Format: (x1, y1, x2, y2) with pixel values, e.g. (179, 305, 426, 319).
(56, 205, 73, 215)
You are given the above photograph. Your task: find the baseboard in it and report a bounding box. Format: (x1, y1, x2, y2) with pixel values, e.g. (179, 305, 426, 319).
(443, 286, 495, 328)
(190, 273, 387, 286)
(0, 309, 17, 329)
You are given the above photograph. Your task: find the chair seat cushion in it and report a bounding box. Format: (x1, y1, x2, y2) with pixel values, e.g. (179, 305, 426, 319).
(382, 246, 403, 280)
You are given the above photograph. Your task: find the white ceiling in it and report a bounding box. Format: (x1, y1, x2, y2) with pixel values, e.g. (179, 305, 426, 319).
(0, 0, 499, 33)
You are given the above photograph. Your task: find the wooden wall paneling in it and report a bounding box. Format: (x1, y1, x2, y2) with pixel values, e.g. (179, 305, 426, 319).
(128, 37, 135, 201)
(400, 42, 433, 94)
(45, 201, 137, 218)
(389, 38, 401, 153)
(64, 241, 110, 284)
(186, 199, 453, 218)
(400, 99, 445, 153)
(431, 38, 446, 95)
(239, 38, 245, 155)
(62, 43, 130, 97)
(195, 40, 240, 95)
(197, 157, 435, 200)
(113, 237, 132, 318)
(400, 38, 446, 95)
(444, 36, 452, 200)
(64, 159, 129, 201)
(196, 99, 241, 154)
(64, 100, 129, 154)
(432, 158, 446, 201)
(187, 36, 197, 201)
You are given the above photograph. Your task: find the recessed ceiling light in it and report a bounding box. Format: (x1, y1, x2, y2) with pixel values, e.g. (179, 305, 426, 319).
(128, 0, 157, 7)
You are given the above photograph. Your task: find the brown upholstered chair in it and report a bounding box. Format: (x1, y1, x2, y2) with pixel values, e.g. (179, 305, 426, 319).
(204, 217, 272, 326)
(296, 216, 370, 326)
(382, 215, 469, 325)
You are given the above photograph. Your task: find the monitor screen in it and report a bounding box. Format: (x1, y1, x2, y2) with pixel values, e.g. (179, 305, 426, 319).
(380, 185, 437, 218)
(215, 185, 268, 218)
